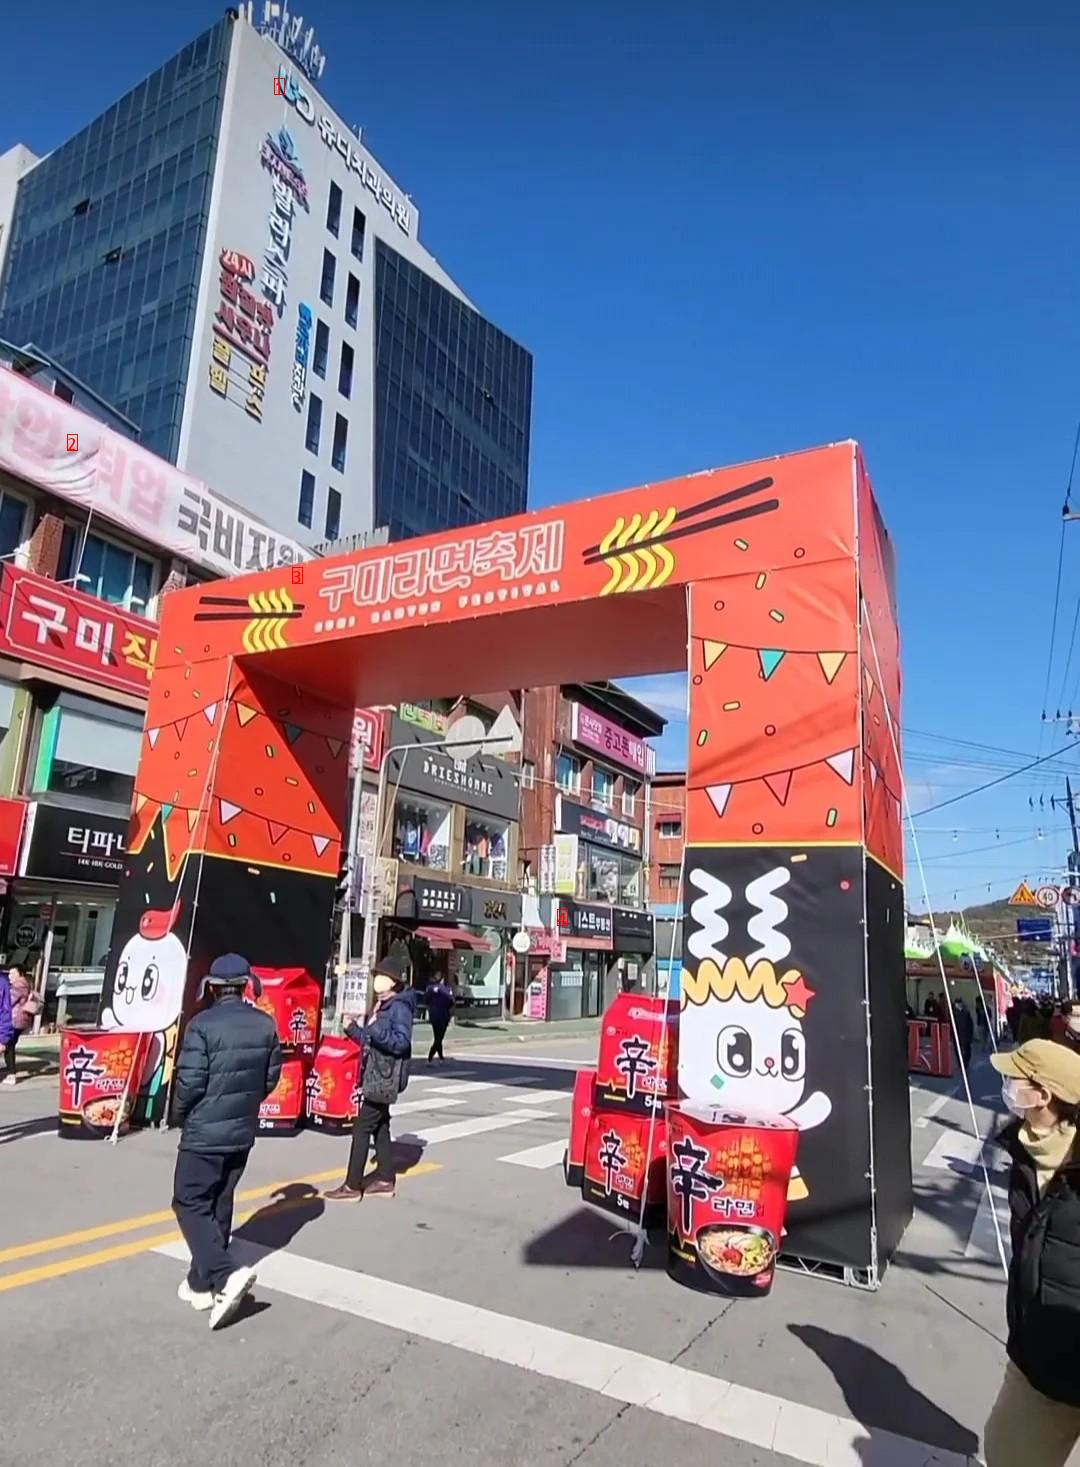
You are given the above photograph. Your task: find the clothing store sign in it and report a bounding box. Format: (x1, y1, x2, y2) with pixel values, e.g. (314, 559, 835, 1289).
(469, 888, 522, 927)
(20, 803, 128, 885)
(409, 879, 467, 921)
(388, 717, 519, 821)
(556, 797, 641, 854)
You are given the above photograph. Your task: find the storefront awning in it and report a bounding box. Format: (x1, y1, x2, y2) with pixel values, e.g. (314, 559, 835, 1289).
(414, 925, 493, 953)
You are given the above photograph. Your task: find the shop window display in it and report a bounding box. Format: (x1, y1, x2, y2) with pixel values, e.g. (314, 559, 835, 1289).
(452, 929, 501, 1010)
(462, 819, 508, 880)
(587, 847, 620, 904)
(392, 796, 451, 870)
(619, 856, 643, 904)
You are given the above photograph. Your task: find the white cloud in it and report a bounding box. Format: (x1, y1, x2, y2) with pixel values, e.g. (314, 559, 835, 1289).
(619, 672, 689, 720)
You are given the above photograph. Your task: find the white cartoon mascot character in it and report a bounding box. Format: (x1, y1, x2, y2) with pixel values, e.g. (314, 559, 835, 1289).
(680, 866, 832, 1201)
(100, 902, 189, 1103)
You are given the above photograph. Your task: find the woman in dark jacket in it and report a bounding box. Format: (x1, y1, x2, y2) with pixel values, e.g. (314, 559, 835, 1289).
(325, 957, 418, 1202)
(984, 1040, 1080, 1465)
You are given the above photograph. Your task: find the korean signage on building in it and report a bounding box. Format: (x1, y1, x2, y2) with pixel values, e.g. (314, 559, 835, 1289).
(556, 900, 614, 946)
(401, 878, 467, 922)
(250, 1, 326, 81)
(0, 367, 310, 578)
(553, 833, 579, 895)
(469, 887, 522, 928)
(20, 803, 127, 885)
(349, 708, 386, 775)
(557, 797, 642, 855)
(399, 704, 448, 736)
(571, 702, 651, 777)
(291, 302, 313, 411)
(0, 566, 157, 696)
(388, 717, 520, 822)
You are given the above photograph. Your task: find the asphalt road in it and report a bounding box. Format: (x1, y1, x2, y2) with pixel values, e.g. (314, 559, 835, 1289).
(1, 1036, 1033, 1467)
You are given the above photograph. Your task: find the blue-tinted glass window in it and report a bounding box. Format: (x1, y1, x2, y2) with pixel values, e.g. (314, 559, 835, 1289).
(325, 487, 341, 542)
(0, 494, 28, 557)
(338, 342, 353, 399)
(298, 470, 315, 529)
(331, 413, 348, 473)
(71, 531, 156, 611)
(313, 319, 329, 378)
(345, 272, 359, 329)
(351, 209, 365, 262)
(320, 249, 336, 307)
(326, 181, 342, 238)
(306, 394, 322, 454)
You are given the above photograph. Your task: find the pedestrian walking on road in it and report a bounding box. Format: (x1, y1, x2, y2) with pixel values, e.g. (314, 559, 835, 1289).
(952, 997, 974, 1071)
(171, 953, 281, 1331)
(325, 957, 417, 1202)
(425, 977, 454, 1063)
(983, 1040, 1080, 1466)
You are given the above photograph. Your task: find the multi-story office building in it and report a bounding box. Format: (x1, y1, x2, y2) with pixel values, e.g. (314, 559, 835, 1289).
(0, 6, 533, 548)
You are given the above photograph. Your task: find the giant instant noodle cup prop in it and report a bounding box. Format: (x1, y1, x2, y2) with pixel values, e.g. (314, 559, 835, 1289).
(58, 1028, 153, 1140)
(564, 1066, 596, 1189)
(258, 1055, 308, 1135)
(247, 967, 322, 1057)
(665, 1102, 799, 1297)
(582, 1107, 668, 1226)
(306, 1035, 363, 1133)
(595, 993, 677, 1115)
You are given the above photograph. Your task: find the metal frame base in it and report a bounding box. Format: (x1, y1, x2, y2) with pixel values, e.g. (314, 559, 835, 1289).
(778, 1250, 884, 1292)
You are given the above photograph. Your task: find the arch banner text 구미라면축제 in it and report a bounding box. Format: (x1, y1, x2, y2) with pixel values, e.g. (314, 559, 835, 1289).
(101, 438, 911, 1282)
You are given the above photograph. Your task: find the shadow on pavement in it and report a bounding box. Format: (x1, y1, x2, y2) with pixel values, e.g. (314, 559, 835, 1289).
(237, 1182, 325, 1251)
(429, 1057, 579, 1093)
(0, 1113, 56, 1144)
(390, 1137, 427, 1174)
(791, 1323, 980, 1458)
(523, 1206, 665, 1270)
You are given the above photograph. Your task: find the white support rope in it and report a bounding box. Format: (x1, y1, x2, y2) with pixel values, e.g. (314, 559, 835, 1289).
(863, 609, 1009, 1278)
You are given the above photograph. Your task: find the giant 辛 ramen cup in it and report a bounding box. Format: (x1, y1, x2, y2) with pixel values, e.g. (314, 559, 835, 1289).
(665, 1101, 799, 1297)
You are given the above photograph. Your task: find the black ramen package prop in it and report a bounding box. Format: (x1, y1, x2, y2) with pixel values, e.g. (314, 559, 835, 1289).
(306, 1035, 363, 1133)
(594, 993, 677, 1115)
(665, 1101, 799, 1297)
(57, 1028, 152, 1140)
(582, 1107, 668, 1225)
(564, 1066, 595, 1189)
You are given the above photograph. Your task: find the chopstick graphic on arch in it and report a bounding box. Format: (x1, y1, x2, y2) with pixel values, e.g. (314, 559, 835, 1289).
(581, 476, 777, 565)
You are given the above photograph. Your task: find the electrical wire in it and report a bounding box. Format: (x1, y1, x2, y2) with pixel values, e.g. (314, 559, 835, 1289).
(910, 741, 1080, 817)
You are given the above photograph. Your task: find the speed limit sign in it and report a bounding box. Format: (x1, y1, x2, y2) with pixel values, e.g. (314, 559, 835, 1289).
(1035, 884, 1061, 909)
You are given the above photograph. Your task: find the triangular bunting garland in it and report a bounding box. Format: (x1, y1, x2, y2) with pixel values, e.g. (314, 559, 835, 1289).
(703, 640, 728, 671)
(284, 723, 303, 746)
(236, 704, 259, 728)
(826, 749, 855, 785)
(135, 793, 148, 813)
(311, 834, 331, 857)
(267, 821, 290, 846)
(161, 804, 174, 822)
(187, 809, 200, 831)
(864, 668, 875, 701)
(869, 762, 878, 790)
(705, 784, 731, 818)
(326, 738, 345, 759)
(817, 651, 847, 684)
(219, 799, 242, 825)
(758, 649, 785, 681)
(175, 718, 189, 742)
(203, 703, 218, 725)
(763, 770, 793, 806)
(147, 728, 160, 749)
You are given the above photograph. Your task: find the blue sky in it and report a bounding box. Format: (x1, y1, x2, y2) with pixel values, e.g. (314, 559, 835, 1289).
(5, 0, 1080, 918)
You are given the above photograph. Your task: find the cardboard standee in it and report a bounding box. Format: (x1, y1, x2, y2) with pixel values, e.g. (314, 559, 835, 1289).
(100, 440, 908, 1287)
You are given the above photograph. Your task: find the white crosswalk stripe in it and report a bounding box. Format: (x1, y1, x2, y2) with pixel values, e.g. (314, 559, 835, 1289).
(505, 1089, 568, 1108)
(396, 1110, 556, 1147)
(498, 1139, 567, 1170)
(390, 1097, 464, 1118)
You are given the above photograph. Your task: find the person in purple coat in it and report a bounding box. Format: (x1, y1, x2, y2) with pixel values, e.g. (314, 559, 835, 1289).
(425, 978, 454, 1063)
(0, 972, 13, 1085)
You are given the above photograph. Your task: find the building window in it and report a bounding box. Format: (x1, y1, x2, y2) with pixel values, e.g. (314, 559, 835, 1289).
(0, 493, 28, 559)
(298, 470, 315, 529)
(622, 779, 639, 817)
(463, 818, 509, 881)
(587, 847, 620, 903)
(58, 528, 154, 612)
(392, 796, 451, 871)
(36, 695, 143, 807)
(320, 249, 336, 307)
(326, 180, 342, 237)
(592, 768, 615, 809)
(521, 760, 536, 790)
(658, 819, 683, 839)
(331, 413, 348, 472)
(313, 319, 329, 378)
(338, 341, 354, 399)
(325, 487, 341, 542)
(345, 272, 360, 328)
(53, 381, 75, 404)
(619, 856, 642, 905)
(659, 864, 681, 889)
(556, 751, 581, 795)
(351, 207, 366, 262)
(306, 393, 322, 454)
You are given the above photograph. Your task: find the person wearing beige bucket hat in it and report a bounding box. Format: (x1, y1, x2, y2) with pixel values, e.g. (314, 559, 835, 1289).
(983, 1039, 1080, 1465)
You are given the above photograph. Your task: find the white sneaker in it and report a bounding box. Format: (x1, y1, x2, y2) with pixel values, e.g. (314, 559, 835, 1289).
(177, 1278, 214, 1312)
(209, 1266, 257, 1331)
(1, 1075, 17, 1087)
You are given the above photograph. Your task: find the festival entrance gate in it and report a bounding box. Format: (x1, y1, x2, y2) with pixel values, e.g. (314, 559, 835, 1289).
(103, 440, 910, 1285)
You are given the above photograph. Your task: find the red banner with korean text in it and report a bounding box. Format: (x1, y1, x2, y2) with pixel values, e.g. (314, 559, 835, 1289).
(0, 566, 158, 696)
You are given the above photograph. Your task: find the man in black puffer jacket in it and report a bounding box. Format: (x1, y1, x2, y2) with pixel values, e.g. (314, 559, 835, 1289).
(171, 953, 281, 1331)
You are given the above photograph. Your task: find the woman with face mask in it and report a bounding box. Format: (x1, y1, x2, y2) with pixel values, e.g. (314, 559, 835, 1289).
(983, 1040, 1080, 1465)
(325, 956, 419, 1202)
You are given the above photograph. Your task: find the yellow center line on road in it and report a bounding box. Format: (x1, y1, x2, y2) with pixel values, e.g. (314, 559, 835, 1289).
(0, 1160, 441, 1271)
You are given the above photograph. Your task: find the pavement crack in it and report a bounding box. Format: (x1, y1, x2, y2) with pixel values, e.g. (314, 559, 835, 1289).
(667, 1298, 735, 1366)
(562, 1400, 634, 1467)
